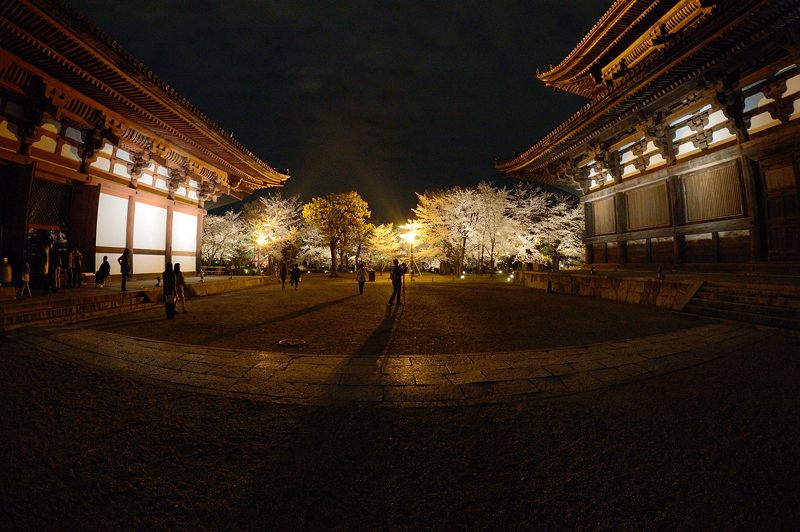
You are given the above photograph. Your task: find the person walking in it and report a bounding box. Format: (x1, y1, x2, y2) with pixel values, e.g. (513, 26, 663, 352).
(355, 262, 367, 295)
(388, 258, 404, 305)
(162, 261, 176, 319)
(95, 256, 111, 287)
(174, 263, 188, 314)
(290, 264, 301, 290)
(279, 262, 288, 289)
(117, 248, 130, 291)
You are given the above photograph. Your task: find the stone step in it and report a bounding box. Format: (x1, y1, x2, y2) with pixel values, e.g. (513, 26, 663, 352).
(703, 281, 800, 298)
(683, 303, 800, 330)
(1, 293, 160, 331)
(688, 296, 800, 319)
(694, 290, 800, 310)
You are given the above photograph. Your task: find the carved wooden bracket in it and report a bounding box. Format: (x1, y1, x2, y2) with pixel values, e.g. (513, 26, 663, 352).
(632, 139, 649, 172)
(714, 81, 749, 142)
(643, 113, 676, 166)
(78, 115, 118, 174)
(762, 78, 793, 123)
(557, 159, 592, 193)
(589, 144, 622, 184)
(167, 159, 189, 199)
(126, 139, 152, 188)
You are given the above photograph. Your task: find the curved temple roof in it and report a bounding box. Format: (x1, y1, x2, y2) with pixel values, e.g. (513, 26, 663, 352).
(495, 0, 798, 185)
(0, 0, 289, 192)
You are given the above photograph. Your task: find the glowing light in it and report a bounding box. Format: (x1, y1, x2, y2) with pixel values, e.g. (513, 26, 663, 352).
(460, 274, 465, 279)
(256, 235, 266, 245)
(498, 270, 502, 274)
(507, 277, 511, 282)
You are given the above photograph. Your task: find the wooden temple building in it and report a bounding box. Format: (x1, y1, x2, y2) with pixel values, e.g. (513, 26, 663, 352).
(0, 0, 288, 283)
(496, 0, 800, 271)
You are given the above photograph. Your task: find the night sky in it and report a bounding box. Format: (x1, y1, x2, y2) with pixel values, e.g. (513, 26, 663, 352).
(68, 0, 612, 222)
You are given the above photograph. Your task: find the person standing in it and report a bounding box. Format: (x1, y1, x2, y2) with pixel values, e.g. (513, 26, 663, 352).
(20, 261, 31, 297)
(50, 246, 62, 292)
(95, 256, 111, 287)
(162, 261, 176, 319)
(388, 258, 404, 305)
(69, 246, 83, 288)
(117, 248, 130, 291)
(40, 239, 52, 295)
(279, 262, 288, 289)
(290, 264, 301, 290)
(355, 262, 367, 296)
(174, 263, 188, 314)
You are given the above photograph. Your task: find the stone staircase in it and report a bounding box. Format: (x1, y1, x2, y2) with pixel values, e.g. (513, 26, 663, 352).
(0, 289, 161, 331)
(684, 281, 800, 330)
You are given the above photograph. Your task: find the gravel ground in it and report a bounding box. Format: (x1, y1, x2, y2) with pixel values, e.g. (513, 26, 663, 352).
(2, 276, 799, 530)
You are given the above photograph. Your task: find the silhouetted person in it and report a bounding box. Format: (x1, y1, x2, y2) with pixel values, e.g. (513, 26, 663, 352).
(388, 258, 404, 305)
(163, 261, 176, 319)
(40, 239, 52, 296)
(355, 262, 367, 295)
(69, 246, 83, 288)
(95, 256, 110, 287)
(118, 248, 130, 291)
(174, 263, 187, 314)
(50, 246, 62, 292)
(290, 264, 300, 289)
(279, 262, 287, 289)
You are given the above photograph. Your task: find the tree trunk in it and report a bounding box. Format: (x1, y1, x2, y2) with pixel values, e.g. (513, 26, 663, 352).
(329, 240, 338, 276)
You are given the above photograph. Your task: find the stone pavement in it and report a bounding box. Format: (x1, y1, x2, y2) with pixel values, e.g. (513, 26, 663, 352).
(5, 321, 772, 407)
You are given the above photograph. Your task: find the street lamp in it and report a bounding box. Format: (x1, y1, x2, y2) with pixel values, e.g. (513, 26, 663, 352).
(399, 221, 419, 281)
(255, 235, 266, 274)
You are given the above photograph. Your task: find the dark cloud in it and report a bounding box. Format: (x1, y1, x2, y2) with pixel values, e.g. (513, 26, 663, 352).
(69, 0, 611, 221)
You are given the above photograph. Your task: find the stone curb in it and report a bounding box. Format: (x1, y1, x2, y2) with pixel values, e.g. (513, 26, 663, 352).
(4, 323, 773, 407)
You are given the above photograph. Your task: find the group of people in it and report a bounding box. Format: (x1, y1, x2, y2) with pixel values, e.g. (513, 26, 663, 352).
(33, 240, 87, 296)
(161, 261, 188, 319)
(278, 262, 302, 290)
(353, 258, 407, 304)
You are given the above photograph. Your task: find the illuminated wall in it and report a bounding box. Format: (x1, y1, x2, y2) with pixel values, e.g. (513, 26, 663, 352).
(172, 211, 198, 273)
(133, 202, 167, 274)
(96, 193, 128, 248)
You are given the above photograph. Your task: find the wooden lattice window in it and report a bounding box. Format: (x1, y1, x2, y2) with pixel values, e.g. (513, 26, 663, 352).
(626, 182, 670, 230)
(682, 163, 743, 222)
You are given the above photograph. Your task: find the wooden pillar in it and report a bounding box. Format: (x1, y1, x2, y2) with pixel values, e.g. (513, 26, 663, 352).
(0, 162, 33, 265)
(614, 192, 627, 264)
(740, 157, 764, 261)
(584, 243, 594, 265)
(126, 195, 135, 272)
(674, 235, 686, 263)
(165, 204, 174, 264)
(196, 211, 204, 273)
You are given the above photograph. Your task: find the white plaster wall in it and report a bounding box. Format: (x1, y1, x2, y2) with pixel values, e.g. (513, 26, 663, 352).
(32, 136, 57, 153)
(90, 157, 111, 172)
(96, 193, 128, 248)
(133, 202, 167, 250)
(133, 254, 166, 275)
(173, 255, 196, 274)
(172, 212, 198, 252)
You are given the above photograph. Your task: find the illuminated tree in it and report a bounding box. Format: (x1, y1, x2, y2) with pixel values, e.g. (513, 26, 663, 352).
(242, 194, 303, 267)
(413, 187, 481, 276)
(302, 191, 371, 276)
(202, 210, 245, 264)
(363, 223, 401, 274)
(507, 183, 584, 269)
